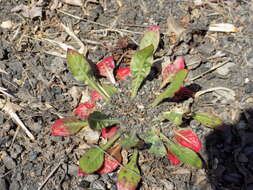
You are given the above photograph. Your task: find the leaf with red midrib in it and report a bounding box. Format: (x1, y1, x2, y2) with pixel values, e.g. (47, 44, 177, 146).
(174, 129, 202, 152)
(51, 117, 87, 136)
(96, 56, 116, 84)
(117, 150, 141, 190)
(161, 57, 185, 89)
(167, 152, 181, 165)
(97, 144, 122, 174)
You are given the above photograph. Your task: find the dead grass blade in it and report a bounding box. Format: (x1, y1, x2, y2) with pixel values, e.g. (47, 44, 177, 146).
(0, 99, 35, 141)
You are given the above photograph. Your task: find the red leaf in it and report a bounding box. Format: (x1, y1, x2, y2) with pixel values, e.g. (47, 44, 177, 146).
(91, 90, 103, 102)
(74, 101, 96, 119)
(51, 117, 87, 136)
(78, 168, 89, 176)
(102, 126, 120, 139)
(173, 86, 194, 101)
(97, 156, 119, 174)
(148, 25, 160, 33)
(167, 152, 181, 165)
(116, 67, 131, 81)
(161, 57, 185, 88)
(97, 145, 122, 174)
(96, 56, 116, 84)
(174, 129, 202, 152)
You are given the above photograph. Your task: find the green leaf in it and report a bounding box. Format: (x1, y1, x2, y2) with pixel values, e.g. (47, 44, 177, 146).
(192, 112, 223, 128)
(142, 128, 167, 156)
(140, 27, 160, 52)
(67, 49, 93, 83)
(117, 150, 141, 190)
(160, 133, 202, 168)
(79, 147, 104, 173)
(160, 111, 183, 126)
(130, 45, 154, 98)
(120, 134, 140, 149)
(88, 111, 120, 130)
(67, 49, 110, 101)
(79, 132, 122, 174)
(167, 140, 202, 168)
(151, 69, 188, 107)
(101, 83, 117, 97)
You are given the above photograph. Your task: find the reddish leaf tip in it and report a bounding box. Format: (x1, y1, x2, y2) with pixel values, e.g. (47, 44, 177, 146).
(148, 25, 160, 34)
(97, 156, 120, 174)
(174, 129, 202, 152)
(51, 119, 70, 136)
(74, 101, 96, 119)
(97, 56, 116, 84)
(116, 67, 131, 81)
(91, 90, 103, 102)
(102, 126, 120, 139)
(167, 152, 181, 165)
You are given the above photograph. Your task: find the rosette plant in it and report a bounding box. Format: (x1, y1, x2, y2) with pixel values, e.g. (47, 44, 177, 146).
(50, 26, 223, 190)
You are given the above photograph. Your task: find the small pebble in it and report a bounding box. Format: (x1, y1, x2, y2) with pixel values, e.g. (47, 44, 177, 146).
(67, 164, 78, 176)
(244, 83, 253, 94)
(61, 181, 71, 190)
(10, 144, 23, 159)
(2, 152, 16, 169)
(84, 174, 100, 182)
(246, 48, 253, 68)
(0, 179, 7, 190)
(91, 180, 107, 190)
(9, 180, 20, 190)
(28, 151, 39, 161)
(0, 136, 10, 146)
(238, 153, 248, 163)
(78, 180, 90, 188)
(216, 62, 235, 76)
(0, 113, 4, 124)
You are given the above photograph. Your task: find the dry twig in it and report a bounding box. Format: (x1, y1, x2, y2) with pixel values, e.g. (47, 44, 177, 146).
(37, 160, 64, 190)
(190, 60, 230, 81)
(0, 99, 35, 141)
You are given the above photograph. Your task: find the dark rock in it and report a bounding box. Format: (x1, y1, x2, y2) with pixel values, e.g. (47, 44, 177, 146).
(78, 180, 90, 188)
(0, 113, 4, 124)
(174, 43, 190, 56)
(246, 48, 253, 68)
(110, 185, 117, 190)
(2, 152, 16, 169)
(0, 179, 8, 190)
(0, 136, 10, 147)
(9, 180, 20, 190)
(28, 151, 39, 161)
(10, 144, 23, 159)
(238, 153, 248, 163)
(197, 43, 215, 56)
(245, 83, 253, 94)
(223, 172, 242, 184)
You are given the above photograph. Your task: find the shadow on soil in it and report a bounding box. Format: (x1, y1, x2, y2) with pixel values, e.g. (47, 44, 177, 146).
(205, 109, 253, 190)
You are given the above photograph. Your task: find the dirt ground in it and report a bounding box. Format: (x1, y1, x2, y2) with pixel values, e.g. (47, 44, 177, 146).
(1, 0, 253, 190)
